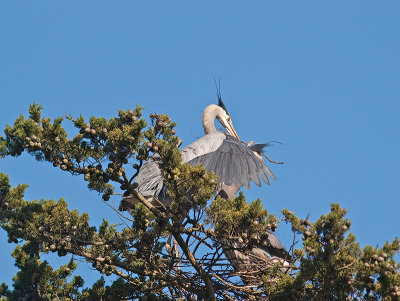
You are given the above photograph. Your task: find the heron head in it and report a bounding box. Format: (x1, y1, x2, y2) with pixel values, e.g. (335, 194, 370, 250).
(216, 100, 239, 140)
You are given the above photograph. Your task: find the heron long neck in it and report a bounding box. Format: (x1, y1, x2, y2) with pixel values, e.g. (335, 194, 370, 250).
(202, 105, 222, 134)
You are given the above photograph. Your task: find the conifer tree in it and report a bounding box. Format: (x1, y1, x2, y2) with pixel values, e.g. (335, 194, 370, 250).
(0, 104, 399, 300)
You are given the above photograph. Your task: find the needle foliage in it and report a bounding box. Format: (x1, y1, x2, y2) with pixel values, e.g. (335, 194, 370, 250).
(0, 104, 398, 300)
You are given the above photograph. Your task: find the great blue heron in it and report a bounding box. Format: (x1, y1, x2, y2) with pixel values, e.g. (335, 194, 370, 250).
(122, 98, 275, 207)
(122, 98, 290, 281)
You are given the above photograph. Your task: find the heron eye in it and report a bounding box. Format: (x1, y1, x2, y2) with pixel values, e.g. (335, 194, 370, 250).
(227, 116, 231, 122)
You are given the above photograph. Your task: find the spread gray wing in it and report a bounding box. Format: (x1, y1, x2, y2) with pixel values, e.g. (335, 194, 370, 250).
(129, 132, 275, 205)
(183, 133, 275, 189)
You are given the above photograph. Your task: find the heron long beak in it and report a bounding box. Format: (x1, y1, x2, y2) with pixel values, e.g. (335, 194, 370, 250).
(226, 120, 240, 140)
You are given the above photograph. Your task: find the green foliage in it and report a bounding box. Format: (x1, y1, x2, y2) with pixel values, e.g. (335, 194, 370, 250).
(0, 242, 83, 301)
(0, 104, 399, 300)
(165, 163, 217, 223)
(207, 192, 278, 248)
(264, 205, 400, 300)
(0, 103, 177, 200)
(0, 173, 11, 196)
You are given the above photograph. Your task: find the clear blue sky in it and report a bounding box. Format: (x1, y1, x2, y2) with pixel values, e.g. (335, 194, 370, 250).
(1, 1, 399, 288)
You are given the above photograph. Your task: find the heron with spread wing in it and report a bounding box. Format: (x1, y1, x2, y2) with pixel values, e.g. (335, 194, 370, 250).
(122, 98, 275, 207)
(121, 95, 290, 279)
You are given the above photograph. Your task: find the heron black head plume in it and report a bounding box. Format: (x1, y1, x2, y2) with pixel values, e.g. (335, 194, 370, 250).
(214, 77, 230, 116)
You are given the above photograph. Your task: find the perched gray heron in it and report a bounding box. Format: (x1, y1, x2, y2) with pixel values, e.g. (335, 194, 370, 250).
(122, 98, 276, 207)
(122, 98, 290, 280)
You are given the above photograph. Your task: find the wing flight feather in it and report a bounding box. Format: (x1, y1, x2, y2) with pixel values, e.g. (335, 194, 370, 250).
(135, 132, 276, 200)
(186, 134, 274, 188)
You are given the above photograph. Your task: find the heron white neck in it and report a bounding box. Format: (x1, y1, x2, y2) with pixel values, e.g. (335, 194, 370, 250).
(202, 104, 223, 134)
